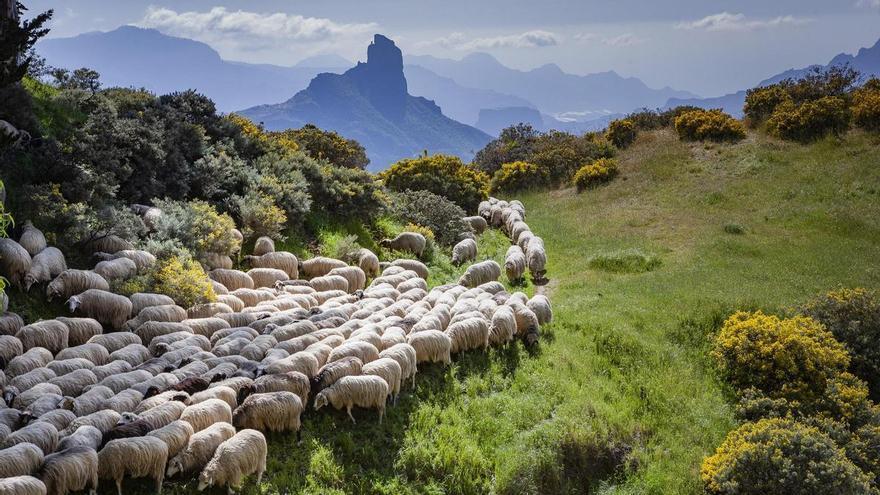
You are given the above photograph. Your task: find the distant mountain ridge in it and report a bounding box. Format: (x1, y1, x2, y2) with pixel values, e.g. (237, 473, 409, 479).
(667, 38, 880, 117)
(240, 35, 491, 171)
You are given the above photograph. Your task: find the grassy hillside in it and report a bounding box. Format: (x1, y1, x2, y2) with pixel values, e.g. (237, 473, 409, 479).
(71, 129, 880, 494)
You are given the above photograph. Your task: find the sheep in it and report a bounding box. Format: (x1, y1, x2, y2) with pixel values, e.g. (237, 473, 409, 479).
(98, 436, 168, 495)
(463, 215, 488, 234)
(390, 259, 429, 280)
(57, 425, 103, 450)
(135, 322, 193, 346)
(125, 304, 188, 331)
(60, 385, 114, 417)
(196, 429, 266, 493)
(244, 251, 299, 279)
(96, 249, 157, 274)
(60, 409, 121, 437)
(172, 361, 211, 382)
(188, 386, 237, 413)
(446, 318, 490, 354)
(131, 204, 163, 230)
(451, 238, 478, 266)
(215, 294, 245, 312)
(239, 335, 277, 361)
(489, 305, 517, 345)
(97, 369, 153, 394)
(240, 371, 310, 407)
(233, 391, 303, 433)
(379, 343, 418, 388)
(526, 237, 547, 281)
(0, 238, 32, 288)
(87, 235, 133, 254)
(0, 334, 23, 365)
(362, 357, 402, 402)
(211, 280, 229, 296)
(0, 312, 24, 337)
(0, 476, 47, 495)
(13, 382, 61, 409)
(1, 421, 57, 454)
(87, 333, 141, 354)
(327, 340, 379, 365)
(56, 343, 110, 366)
(109, 343, 151, 367)
(357, 248, 380, 278)
(33, 409, 76, 432)
(93, 257, 137, 282)
(252, 236, 275, 256)
(67, 290, 132, 330)
(23, 394, 63, 417)
(477, 201, 492, 219)
(147, 420, 194, 459)
(209, 269, 255, 291)
(179, 398, 233, 433)
(130, 293, 176, 316)
(91, 361, 133, 382)
(15, 320, 68, 355)
(508, 302, 540, 345)
(380, 232, 426, 257)
(55, 317, 102, 347)
(181, 317, 230, 339)
(166, 421, 235, 478)
(247, 268, 289, 289)
(137, 400, 187, 430)
(200, 252, 233, 271)
(527, 295, 552, 325)
(0, 442, 44, 478)
(314, 375, 388, 423)
(503, 245, 527, 284)
(0, 408, 25, 430)
(296, 257, 345, 280)
(46, 270, 109, 303)
(133, 373, 182, 397)
(407, 330, 453, 365)
(208, 377, 254, 396)
(22, 247, 66, 292)
(48, 368, 98, 397)
(310, 356, 363, 396)
(458, 260, 502, 288)
(328, 266, 367, 293)
(4, 346, 52, 380)
(100, 389, 144, 414)
(262, 352, 319, 378)
(309, 274, 349, 293)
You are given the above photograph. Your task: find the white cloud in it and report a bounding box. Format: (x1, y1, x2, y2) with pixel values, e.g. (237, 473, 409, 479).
(676, 12, 810, 32)
(574, 32, 644, 47)
(857, 0, 880, 8)
(417, 30, 560, 51)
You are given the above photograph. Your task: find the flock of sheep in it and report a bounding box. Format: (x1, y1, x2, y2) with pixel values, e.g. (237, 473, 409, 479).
(0, 196, 550, 495)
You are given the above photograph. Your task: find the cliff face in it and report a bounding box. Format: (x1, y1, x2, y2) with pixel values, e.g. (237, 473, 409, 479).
(241, 34, 490, 171)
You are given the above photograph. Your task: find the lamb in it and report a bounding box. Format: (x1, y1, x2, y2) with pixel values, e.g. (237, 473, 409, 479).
(93, 257, 138, 281)
(56, 343, 110, 366)
(489, 305, 517, 345)
(446, 318, 490, 354)
(180, 398, 233, 433)
(55, 317, 102, 347)
(380, 232, 426, 257)
(95, 249, 156, 273)
(244, 251, 299, 279)
(390, 259, 429, 279)
(328, 266, 367, 292)
(1, 421, 57, 454)
(527, 295, 552, 325)
(357, 248, 380, 278)
(60, 385, 115, 417)
(87, 332, 141, 354)
(0, 476, 46, 495)
(46, 270, 109, 302)
(247, 268, 289, 288)
(379, 343, 418, 388)
(0, 238, 32, 288)
(233, 391, 304, 433)
(147, 420, 194, 459)
(327, 340, 379, 365)
(165, 422, 235, 477)
(526, 237, 547, 281)
(300, 256, 348, 279)
(48, 368, 98, 396)
(452, 238, 478, 266)
(57, 425, 103, 450)
(23, 247, 66, 292)
(0, 442, 44, 478)
(407, 330, 453, 365)
(458, 260, 502, 288)
(309, 274, 349, 293)
(504, 245, 527, 283)
(98, 436, 168, 495)
(197, 429, 267, 493)
(0, 312, 24, 336)
(130, 293, 176, 316)
(0, 334, 24, 366)
(125, 304, 188, 331)
(362, 357, 402, 402)
(67, 289, 133, 330)
(314, 375, 388, 423)
(15, 320, 68, 354)
(60, 409, 121, 437)
(109, 343, 151, 367)
(209, 269, 255, 291)
(252, 236, 275, 256)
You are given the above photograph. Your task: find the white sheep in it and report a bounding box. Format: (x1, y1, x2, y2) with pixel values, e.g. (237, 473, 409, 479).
(527, 294, 552, 325)
(16, 320, 68, 355)
(59, 385, 114, 417)
(130, 293, 176, 316)
(328, 265, 367, 292)
(379, 343, 418, 388)
(93, 257, 137, 281)
(125, 304, 188, 331)
(200, 252, 233, 271)
(100, 388, 144, 414)
(67, 290, 133, 330)
(309, 274, 349, 293)
(187, 385, 238, 412)
(98, 436, 168, 495)
(197, 429, 267, 493)
(232, 391, 304, 434)
(147, 419, 194, 459)
(23, 247, 66, 292)
(244, 251, 299, 279)
(96, 249, 156, 273)
(0, 442, 44, 478)
(0, 312, 24, 337)
(180, 398, 233, 433)
(504, 245, 527, 283)
(380, 232, 426, 257)
(18, 222, 45, 257)
(526, 236, 547, 280)
(451, 238, 478, 266)
(56, 343, 110, 366)
(489, 305, 517, 345)
(209, 269, 255, 291)
(252, 236, 275, 256)
(46, 270, 109, 302)
(1, 421, 58, 454)
(0, 476, 47, 495)
(57, 424, 102, 450)
(390, 259, 429, 280)
(357, 248, 380, 278)
(362, 357, 402, 402)
(262, 351, 319, 378)
(56, 317, 102, 347)
(87, 235, 133, 255)
(327, 340, 379, 365)
(87, 333, 141, 354)
(446, 317, 490, 353)
(314, 375, 388, 423)
(247, 267, 289, 289)
(463, 215, 488, 234)
(166, 421, 235, 478)
(7, 348, 53, 378)
(47, 368, 98, 396)
(407, 330, 452, 365)
(40, 445, 99, 495)
(60, 409, 121, 437)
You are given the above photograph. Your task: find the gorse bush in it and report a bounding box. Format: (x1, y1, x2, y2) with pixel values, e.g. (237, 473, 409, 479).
(490, 161, 547, 193)
(473, 123, 541, 176)
(767, 96, 850, 142)
(852, 80, 880, 132)
(744, 85, 792, 126)
(712, 311, 849, 404)
(573, 158, 619, 192)
(151, 255, 216, 309)
(674, 109, 746, 142)
(605, 119, 637, 149)
(382, 154, 489, 212)
(279, 124, 370, 169)
(701, 418, 873, 495)
(624, 106, 704, 131)
(388, 189, 470, 246)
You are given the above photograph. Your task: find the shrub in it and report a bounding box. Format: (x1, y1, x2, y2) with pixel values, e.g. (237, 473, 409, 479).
(675, 109, 746, 142)
(573, 158, 619, 192)
(767, 96, 850, 142)
(234, 190, 286, 241)
(300, 161, 385, 221)
(587, 248, 660, 273)
(151, 199, 241, 257)
(473, 123, 541, 176)
(852, 82, 880, 132)
(744, 85, 792, 126)
(802, 288, 880, 395)
(490, 161, 547, 193)
(712, 311, 850, 404)
(151, 255, 216, 308)
(723, 223, 745, 235)
(701, 418, 873, 495)
(388, 190, 470, 246)
(320, 233, 361, 262)
(279, 124, 369, 169)
(382, 154, 489, 212)
(605, 119, 637, 149)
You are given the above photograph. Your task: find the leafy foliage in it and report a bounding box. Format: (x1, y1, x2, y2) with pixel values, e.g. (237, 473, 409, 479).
(150, 199, 240, 257)
(280, 124, 370, 169)
(852, 80, 880, 132)
(573, 158, 619, 192)
(234, 190, 287, 241)
(767, 96, 850, 142)
(388, 189, 470, 246)
(744, 85, 792, 126)
(490, 161, 547, 193)
(473, 123, 541, 176)
(0, 3, 52, 89)
(382, 154, 489, 212)
(150, 255, 216, 309)
(605, 119, 637, 149)
(675, 109, 746, 142)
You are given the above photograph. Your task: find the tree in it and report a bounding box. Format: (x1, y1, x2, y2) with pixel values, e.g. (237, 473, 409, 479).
(282, 124, 369, 169)
(51, 67, 101, 93)
(0, 1, 52, 89)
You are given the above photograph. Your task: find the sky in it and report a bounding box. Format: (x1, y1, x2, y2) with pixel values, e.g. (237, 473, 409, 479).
(25, 0, 880, 96)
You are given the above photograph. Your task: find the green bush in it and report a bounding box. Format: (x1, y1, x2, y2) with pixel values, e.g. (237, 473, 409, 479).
(605, 119, 637, 149)
(382, 154, 489, 212)
(573, 158, 619, 192)
(712, 311, 850, 404)
(767, 96, 850, 142)
(701, 418, 873, 495)
(852, 82, 880, 132)
(473, 123, 541, 176)
(388, 189, 470, 246)
(744, 85, 792, 127)
(234, 190, 287, 240)
(279, 124, 370, 169)
(802, 288, 880, 395)
(674, 109, 746, 142)
(151, 199, 241, 257)
(490, 161, 548, 193)
(151, 255, 216, 308)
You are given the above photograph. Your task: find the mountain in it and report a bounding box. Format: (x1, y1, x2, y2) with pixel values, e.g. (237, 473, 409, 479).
(405, 52, 698, 116)
(667, 38, 880, 117)
(37, 26, 347, 112)
(240, 35, 491, 171)
(474, 107, 620, 137)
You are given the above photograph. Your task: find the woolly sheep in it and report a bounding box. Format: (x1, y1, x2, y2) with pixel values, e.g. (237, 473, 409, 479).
(241, 371, 310, 406)
(0, 312, 24, 336)
(200, 252, 233, 271)
(60, 385, 114, 417)
(39, 446, 99, 495)
(252, 236, 275, 256)
(180, 398, 233, 433)
(262, 352, 319, 378)
(0, 476, 46, 495)
(137, 400, 186, 430)
(508, 301, 540, 345)
(362, 357, 402, 402)
(98, 436, 168, 495)
(197, 429, 267, 493)
(407, 330, 452, 365)
(232, 288, 275, 308)
(33, 409, 76, 432)
(451, 238, 478, 266)
(147, 420, 194, 459)
(209, 269, 255, 291)
(489, 305, 517, 345)
(131, 204, 163, 231)
(0, 334, 24, 366)
(130, 293, 176, 316)
(446, 318, 490, 353)
(67, 289, 132, 330)
(87, 333, 141, 354)
(57, 425, 103, 450)
(88, 235, 133, 254)
(231, 391, 303, 434)
(181, 317, 230, 338)
(93, 257, 137, 281)
(380, 232, 426, 257)
(327, 340, 379, 365)
(208, 377, 253, 396)
(125, 304, 188, 331)
(46, 270, 109, 302)
(48, 368, 98, 397)
(96, 249, 156, 273)
(23, 247, 66, 292)
(55, 317, 102, 347)
(91, 361, 134, 382)
(504, 245, 527, 283)
(245, 251, 299, 279)
(100, 389, 143, 414)
(247, 268, 289, 289)
(314, 375, 388, 423)
(527, 294, 552, 325)
(60, 409, 121, 438)
(188, 385, 237, 412)
(108, 343, 150, 367)
(166, 421, 235, 478)
(299, 257, 347, 279)
(309, 274, 349, 293)
(16, 320, 68, 354)
(56, 343, 110, 365)
(328, 266, 367, 292)
(215, 294, 245, 312)
(135, 322, 193, 346)
(14, 383, 62, 409)
(388, 259, 427, 280)
(0, 238, 32, 287)
(357, 248, 380, 278)
(0, 408, 25, 430)
(310, 356, 363, 395)
(379, 327, 407, 350)
(379, 343, 418, 388)
(1, 421, 58, 454)
(526, 237, 547, 280)
(0, 442, 44, 478)
(97, 370, 153, 394)
(458, 260, 502, 288)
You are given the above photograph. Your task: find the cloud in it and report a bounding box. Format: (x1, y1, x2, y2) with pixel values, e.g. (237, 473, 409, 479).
(138, 6, 377, 44)
(857, 0, 880, 8)
(417, 30, 560, 50)
(574, 32, 644, 47)
(676, 12, 810, 31)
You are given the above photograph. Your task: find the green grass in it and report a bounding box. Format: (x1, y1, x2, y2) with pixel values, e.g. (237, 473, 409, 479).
(587, 248, 661, 273)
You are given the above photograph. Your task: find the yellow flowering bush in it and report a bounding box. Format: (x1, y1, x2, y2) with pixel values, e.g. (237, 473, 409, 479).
(853, 81, 880, 132)
(605, 118, 637, 149)
(490, 161, 547, 193)
(225, 113, 299, 155)
(743, 85, 792, 127)
(152, 256, 216, 309)
(766, 96, 850, 142)
(381, 154, 490, 212)
(712, 311, 849, 404)
(675, 109, 746, 142)
(573, 158, 619, 192)
(701, 418, 873, 495)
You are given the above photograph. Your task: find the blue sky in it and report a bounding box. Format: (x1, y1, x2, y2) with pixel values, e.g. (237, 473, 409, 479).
(26, 0, 880, 96)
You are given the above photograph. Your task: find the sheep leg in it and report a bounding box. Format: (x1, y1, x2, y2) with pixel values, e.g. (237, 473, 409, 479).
(346, 406, 356, 424)
(116, 479, 123, 495)
(156, 474, 163, 494)
(378, 407, 384, 424)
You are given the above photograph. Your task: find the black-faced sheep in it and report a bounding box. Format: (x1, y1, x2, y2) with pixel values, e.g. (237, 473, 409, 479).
(197, 429, 267, 493)
(98, 436, 168, 495)
(67, 289, 133, 330)
(314, 375, 388, 423)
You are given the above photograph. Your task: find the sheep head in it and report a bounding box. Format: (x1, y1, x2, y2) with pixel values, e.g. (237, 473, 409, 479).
(67, 295, 82, 312)
(23, 274, 37, 293)
(59, 396, 77, 411)
(2, 386, 18, 405)
(313, 391, 329, 410)
(166, 457, 183, 477)
(196, 469, 214, 491)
